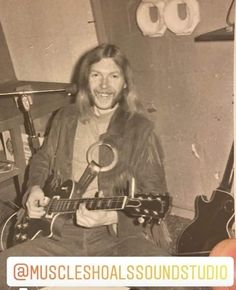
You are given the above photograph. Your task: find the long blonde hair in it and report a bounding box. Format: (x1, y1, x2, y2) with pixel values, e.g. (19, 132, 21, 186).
(75, 44, 143, 121)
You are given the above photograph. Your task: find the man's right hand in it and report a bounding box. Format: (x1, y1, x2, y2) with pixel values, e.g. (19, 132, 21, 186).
(26, 185, 49, 218)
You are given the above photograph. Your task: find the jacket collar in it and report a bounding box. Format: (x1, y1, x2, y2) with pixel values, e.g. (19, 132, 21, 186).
(65, 104, 131, 137)
(106, 106, 131, 136)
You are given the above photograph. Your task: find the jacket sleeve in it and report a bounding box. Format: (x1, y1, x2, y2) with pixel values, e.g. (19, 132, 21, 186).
(25, 109, 64, 193)
(132, 126, 171, 248)
(133, 126, 167, 195)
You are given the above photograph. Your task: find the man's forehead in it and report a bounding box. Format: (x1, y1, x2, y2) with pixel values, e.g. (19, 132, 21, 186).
(90, 58, 122, 72)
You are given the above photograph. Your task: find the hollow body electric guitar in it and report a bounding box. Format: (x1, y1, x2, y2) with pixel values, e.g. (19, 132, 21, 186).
(1, 163, 170, 250)
(176, 143, 234, 256)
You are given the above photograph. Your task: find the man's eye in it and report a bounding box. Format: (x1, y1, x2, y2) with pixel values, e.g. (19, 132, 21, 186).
(90, 73, 99, 78)
(112, 74, 119, 78)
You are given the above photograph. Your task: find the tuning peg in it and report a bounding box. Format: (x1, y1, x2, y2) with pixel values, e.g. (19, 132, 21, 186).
(16, 223, 22, 229)
(138, 216, 145, 224)
(147, 217, 153, 224)
(20, 234, 28, 241)
(15, 233, 21, 240)
(22, 222, 29, 229)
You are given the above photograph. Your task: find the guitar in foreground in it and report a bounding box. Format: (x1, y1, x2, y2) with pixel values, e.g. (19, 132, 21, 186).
(1, 165, 170, 250)
(176, 143, 234, 256)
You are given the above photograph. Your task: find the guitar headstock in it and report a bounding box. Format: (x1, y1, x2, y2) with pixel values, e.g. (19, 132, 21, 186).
(125, 192, 170, 223)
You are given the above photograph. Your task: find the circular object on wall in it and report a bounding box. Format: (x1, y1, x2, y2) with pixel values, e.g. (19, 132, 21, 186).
(164, 0, 200, 35)
(136, 0, 167, 37)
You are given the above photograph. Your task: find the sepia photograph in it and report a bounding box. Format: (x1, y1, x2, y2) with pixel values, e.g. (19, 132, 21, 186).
(0, 0, 234, 289)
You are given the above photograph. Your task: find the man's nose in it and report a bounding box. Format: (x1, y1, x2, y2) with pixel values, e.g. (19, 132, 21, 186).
(100, 76, 108, 88)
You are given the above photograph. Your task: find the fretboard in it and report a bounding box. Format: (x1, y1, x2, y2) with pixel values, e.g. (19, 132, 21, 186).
(46, 196, 127, 215)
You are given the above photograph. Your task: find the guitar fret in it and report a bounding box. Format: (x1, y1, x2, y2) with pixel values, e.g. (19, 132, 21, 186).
(100, 199, 103, 209)
(107, 199, 112, 208)
(65, 201, 72, 211)
(93, 199, 98, 209)
(63, 200, 73, 212)
(111, 197, 123, 209)
(66, 200, 78, 212)
(107, 198, 115, 209)
(66, 200, 75, 212)
(101, 198, 109, 209)
(52, 200, 73, 213)
(97, 199, 103, 209)
(60, 201, 66, 212)
(57, 201, 64, 212)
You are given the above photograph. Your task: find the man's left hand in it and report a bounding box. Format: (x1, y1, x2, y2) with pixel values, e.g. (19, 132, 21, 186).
(76, 204, 118, 227)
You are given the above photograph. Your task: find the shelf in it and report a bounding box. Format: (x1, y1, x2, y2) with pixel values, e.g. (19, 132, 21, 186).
(0, 166, 20, 183)
(195, 26, 234, 42)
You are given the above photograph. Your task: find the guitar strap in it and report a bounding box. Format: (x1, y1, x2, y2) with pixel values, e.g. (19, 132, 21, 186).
(76, 160, 101, 196)
(219, 142, 234, 192)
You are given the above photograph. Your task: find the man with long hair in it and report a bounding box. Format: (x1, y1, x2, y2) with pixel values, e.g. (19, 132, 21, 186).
(0, 44, 170, 290)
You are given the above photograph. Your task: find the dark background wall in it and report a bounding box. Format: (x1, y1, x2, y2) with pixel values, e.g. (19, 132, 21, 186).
(92, 0, 234, 217)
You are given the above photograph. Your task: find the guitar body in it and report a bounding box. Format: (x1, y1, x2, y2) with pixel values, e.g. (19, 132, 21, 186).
(177, 189, 234, 256)
(1, 180, 75, 250)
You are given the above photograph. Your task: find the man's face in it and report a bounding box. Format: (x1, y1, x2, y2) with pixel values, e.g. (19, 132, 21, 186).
(88, 58, 126, 111)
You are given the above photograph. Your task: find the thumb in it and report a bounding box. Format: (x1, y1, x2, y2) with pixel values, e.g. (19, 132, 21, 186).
(95, 190, 104, 197)
(40, 196, 50, 206)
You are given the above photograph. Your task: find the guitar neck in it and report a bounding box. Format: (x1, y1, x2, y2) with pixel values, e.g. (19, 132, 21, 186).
(44, 179, 169, 220)
(219, 143, 234, 192)
(46, 196, 128, 215)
